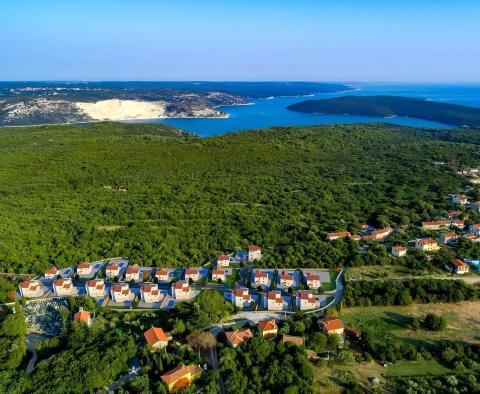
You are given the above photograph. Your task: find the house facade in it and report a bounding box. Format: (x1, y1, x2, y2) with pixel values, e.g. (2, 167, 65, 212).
(305, 272, 321, 289)
(171, 281, 190, 299)
(217, 255, 230, 268)
(19, 281, 44, 298)
(144, 326, 171, 350)
(253, 271, 269, 286)
(211, 268, 226, 282)
(318, 317, 344, 335)
(296, 290, 316, 310)
(233, 288, 253, 309)
(85, 280, 106, 298)
(44, 266, 59, 279)
(125, 266, 140, 282)
(440, 232, 459, 244)
(415, 238, 440, 252)
(421, 220, 450, 230)
(155, 268, 169, 282)
(258, 320, 278, 338)
(266, 291, 283, 311)
(448, 258, 470, 274)
(110, 283, 133, 303)
(106, 263, 121, 278)
(53, 278, 76, 296)
(73, 310, 92, 327)
(248, 245, 262, 262)
(184, 268, 199, 282)
(160, 364, 202, 392)
(391, 245, 407, 257)
(141, 284, 162, 303)
(77, 262, 93, 277)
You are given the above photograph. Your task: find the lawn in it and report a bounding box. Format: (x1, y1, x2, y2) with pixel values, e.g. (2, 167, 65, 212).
(388, 360, 452, 377)
(342, 301, 480, 345)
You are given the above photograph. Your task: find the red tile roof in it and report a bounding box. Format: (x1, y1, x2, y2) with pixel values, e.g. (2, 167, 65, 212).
(106, 263, 119, 271)
(267, 291, 281, 300)
(45, 266, 58, 275)
(144, 326, 169, 345)
(225, 328, 253, 347)
(233, 288, 248, 297)
(258, 320, 277, 332)
(212, 268, 225, 275)
(319, 317, 344, 332)
(254, 271, 268, 278)
(248, 245, 261, 251)
(161, 364, 201, 387)
(73, 310, 90, 325)
(417, 238, 437, 245)
(450, 258, 468, 269)
(155, 268, 168, 276)
(126, 266, 139, 274)
(78, 262, 91, 269)
(306, 273, 320, 281)
(327, 231, 351, 238)
(217, 255, 229, 261)
(392, 245, 406, 252)
(141, 284, 159, 295)
(185, 268, 199, 275)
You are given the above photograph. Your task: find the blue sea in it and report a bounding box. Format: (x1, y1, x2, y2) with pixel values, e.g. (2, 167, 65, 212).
(127, 83, 480, 136)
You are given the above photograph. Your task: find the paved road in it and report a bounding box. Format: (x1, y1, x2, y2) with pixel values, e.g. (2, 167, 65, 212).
(25, 333, 48, 374)
(105, 358, 141, 393)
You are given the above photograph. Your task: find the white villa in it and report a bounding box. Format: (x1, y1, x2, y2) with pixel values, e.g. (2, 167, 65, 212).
(77, 262, 93, 277)
(305, 272, 321, 289)
(106, 263, 121, 278)
(110, 283, 133, 303)
(217, 255, 230, 268)
(44, 266, 59, 279)
(85, 280, 106, 298)
(212, 268, 226, 282)
(53, 278, 76, 296)
(155, 268, 169, 282)
(233, 287, 253, 309)
(253, 271, 269, 286)
(140, 284, 162, 303)
(248, 245, 262, 262)
(184, 268, 199, 282)
(125, 266, 141, 282)
(279, 273, 294, 288)
(171, 281, 190, 300)
(296, 290, 316, 311)
(19, 281, 44, 298)
(266, 290, 284, 311)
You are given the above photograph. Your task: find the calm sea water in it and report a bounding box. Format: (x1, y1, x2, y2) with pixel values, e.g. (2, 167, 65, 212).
(127, 84, 480, 137)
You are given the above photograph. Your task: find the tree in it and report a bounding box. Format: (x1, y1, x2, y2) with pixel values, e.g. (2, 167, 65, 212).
(424, 313, 447, 331)
(186, 331, 217, 357)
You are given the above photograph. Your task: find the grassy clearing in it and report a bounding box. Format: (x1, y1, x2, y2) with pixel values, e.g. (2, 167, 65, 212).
(388, 360, 452, 377)
(342, 301, 480, 345)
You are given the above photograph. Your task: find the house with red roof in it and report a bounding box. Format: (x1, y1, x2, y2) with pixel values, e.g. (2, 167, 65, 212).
(440, 232, 459, 245)
(451, 219, 465, 229)
(184, 268, 199, 282)
(53, 278, 76, 296)
(258, 320, 278, 338)
(362, 227, 392, 241)
(216, 255, 230, 268)
(85, 279, 106, 298)
(155, 268, 169, 282)
(279, 272, 294, 288)
(327, 231, 351, 241)
(318, 317, 344, 335)
(225, 328, 253, 348)
(305, 272, 321, 289)
(171, 281, 190, 300)
(19, 280, 43, 298)
(110, 283, 133, 303)
(248, 245, 262, 262)
(125, 266, 141, 282)
(253, 270, 269, 286)
(44, 266, 59, 280)
(161, 364, 202, 392)
(141, 284, 162, 303)
(421, 220, 450, 230)
(211, 268, 226, 282)
(77, 262, 93, 277)
(144, 326, 172, 350)
(296, 290, 316, 310)
(106, 263, 121, 278)
(415, 238, 440, 252)
(391, 245, 407, 257)
(73, 309, 92, 327)
(451, 195, 469, 205)
(232, 288, 253, 309)
(447, 258, 470, 274)
(266, 290, 284, 311)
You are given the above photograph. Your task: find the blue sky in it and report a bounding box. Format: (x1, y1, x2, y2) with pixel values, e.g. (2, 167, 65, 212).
(1, 0, 479, 82)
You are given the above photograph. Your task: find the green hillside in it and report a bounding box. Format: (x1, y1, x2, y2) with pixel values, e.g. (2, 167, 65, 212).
(0, 122, 479, 273)
(287, 95, 480, 127)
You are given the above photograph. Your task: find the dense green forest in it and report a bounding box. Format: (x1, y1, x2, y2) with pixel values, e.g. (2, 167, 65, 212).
(1, 121, 479, 273)
(287, 95, 480, 127)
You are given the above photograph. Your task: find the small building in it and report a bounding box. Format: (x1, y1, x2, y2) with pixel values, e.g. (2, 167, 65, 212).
(77, 262, 93, 277)
(248, 245, 262, 262)
(106, 263, 121, 278)
(351, 235, 361, 241)
(448, 258, 470, 274)
(363, 227, 392, 241)
(144, 326, 171, 350)
(110, 283, 132, 303)
(305, 272, 321, 289)
(141, 284, 162, 303)
(257, 320, 278, 338)
(327, 231, 351, 241)
(19, 281, 43, 298)
(451, 219, 465, 229)
(217, 255, 230, 268)
(421, 220, 450, 230)
(279, 272, 294, 288)
(171, 281, 190, 300)
(53, 278, 75, 296)
(85, 280, 106, 298)
(161, 364, 202, 392)
(155, 268, 169, 282)
(73, 310, 92, 327)
(211, 268, 226, 282)
(415, 238, 440, 252)
(125, 266, 140, 282)
(296, 290, 316, 310)
(44, 266, 59, 280)
(440, 232, 459, 245)
(266, 290, 283, 311)
(469, 224, 480, 236)
(282, 335, 305, 346)
(184, 268, 199, 282)
(391, 245, 407, 257)
(233, 288, 253, 309)
(225, 328, 253, 348)
(451, 195, 469, 205)
(318, 317, 344, 335)
(253, 271, 269, 286)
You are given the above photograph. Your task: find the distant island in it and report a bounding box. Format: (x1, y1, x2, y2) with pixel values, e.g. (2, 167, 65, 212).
(287, 95, 480, 127)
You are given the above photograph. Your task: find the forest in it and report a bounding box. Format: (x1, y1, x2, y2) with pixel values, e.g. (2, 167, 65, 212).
(1, 121, 480, 274)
